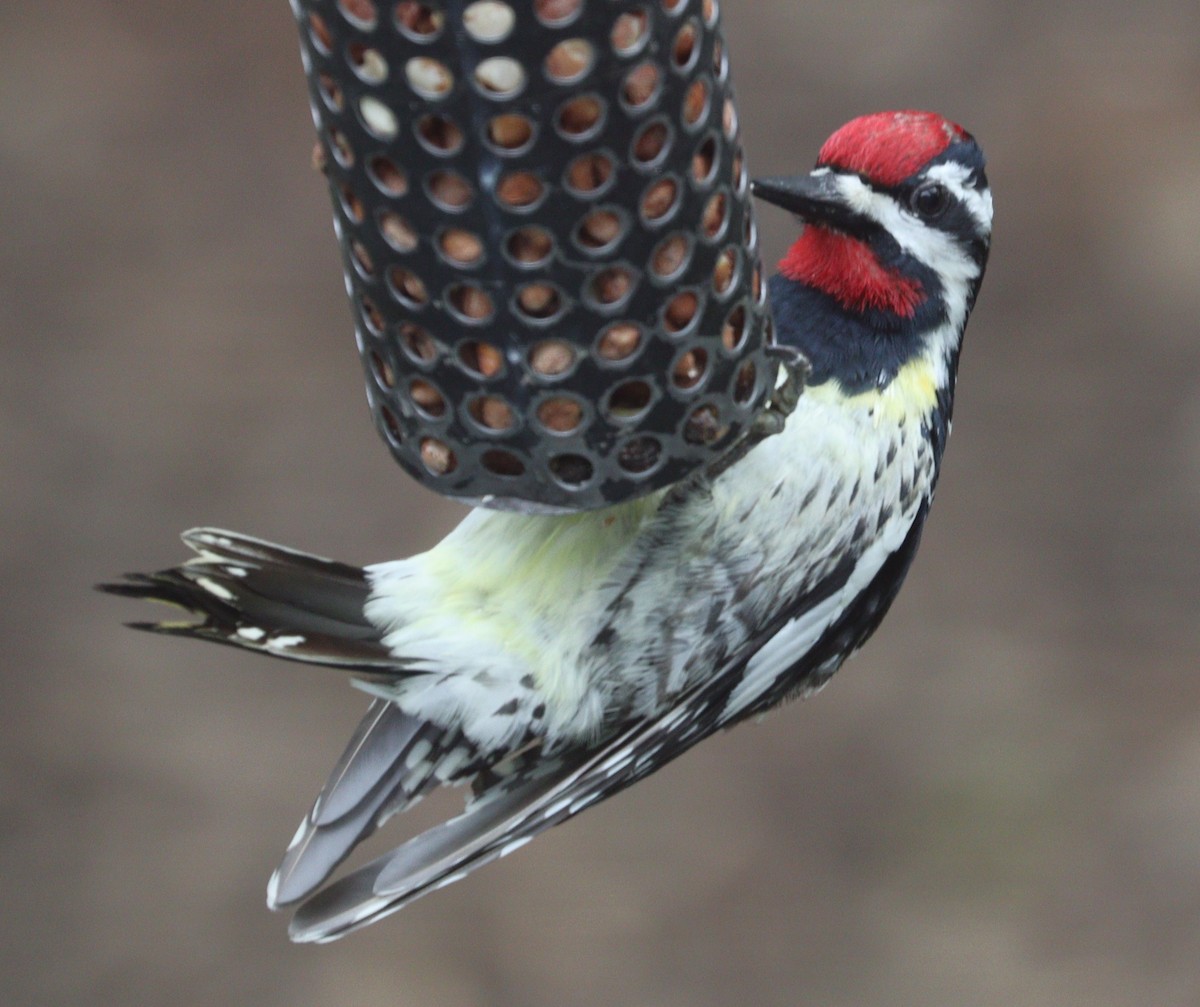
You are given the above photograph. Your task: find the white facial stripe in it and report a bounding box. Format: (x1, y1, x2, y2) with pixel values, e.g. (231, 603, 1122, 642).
(833, 172, 876, 215)
(829, 162, 993, 250)
(924, 160, 993, 234)
(831, 173, 976, 271)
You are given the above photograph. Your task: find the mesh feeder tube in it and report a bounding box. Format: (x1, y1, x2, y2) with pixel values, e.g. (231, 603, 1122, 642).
(294, 0, 775, 511)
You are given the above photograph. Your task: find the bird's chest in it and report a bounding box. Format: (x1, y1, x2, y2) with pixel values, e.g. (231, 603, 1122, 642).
(698, 394, 939, 721)
(723, 389, 936, 573)
(574, 395, 938, 719)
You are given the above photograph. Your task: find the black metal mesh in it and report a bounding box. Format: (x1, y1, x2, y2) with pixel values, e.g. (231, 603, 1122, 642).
(293, 0, 775, 511)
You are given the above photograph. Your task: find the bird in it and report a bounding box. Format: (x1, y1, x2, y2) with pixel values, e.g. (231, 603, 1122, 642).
(101, 110, 992, 942)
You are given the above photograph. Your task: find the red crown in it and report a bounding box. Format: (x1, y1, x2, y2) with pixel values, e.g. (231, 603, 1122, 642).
(817, 110, 968, 186)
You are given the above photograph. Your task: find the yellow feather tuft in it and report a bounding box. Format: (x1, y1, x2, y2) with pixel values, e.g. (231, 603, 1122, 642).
(806, 356, 941, 425)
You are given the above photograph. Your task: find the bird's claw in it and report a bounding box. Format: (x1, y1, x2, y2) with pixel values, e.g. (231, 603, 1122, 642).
(750, 345, 810, 439)
(691, 345, 810, 488)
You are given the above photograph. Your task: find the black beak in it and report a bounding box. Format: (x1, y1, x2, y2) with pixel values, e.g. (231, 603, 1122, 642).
(751, 171, 859, 232)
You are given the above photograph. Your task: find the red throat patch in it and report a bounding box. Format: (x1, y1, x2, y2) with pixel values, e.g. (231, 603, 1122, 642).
(780, 227, 924, 318)
(818, 110, 968, 187)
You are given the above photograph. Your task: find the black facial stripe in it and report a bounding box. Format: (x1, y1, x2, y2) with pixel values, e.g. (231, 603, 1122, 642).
(926, 198, 990, 262)
(882, 178, 991, 267)
(873, 140, 990, 226)
(827, 145, 986, 202)
(794, 196, 882, 243)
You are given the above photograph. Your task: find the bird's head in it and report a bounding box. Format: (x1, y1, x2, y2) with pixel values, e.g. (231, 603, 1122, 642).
(754, 110, 992, 399)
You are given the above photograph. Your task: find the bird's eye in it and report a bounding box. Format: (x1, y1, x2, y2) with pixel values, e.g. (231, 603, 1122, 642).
(910, 183, 950, 219)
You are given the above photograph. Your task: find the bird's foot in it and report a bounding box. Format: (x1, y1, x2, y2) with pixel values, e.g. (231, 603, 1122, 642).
(691, 346, 810, 487)
(751, 345, 809, 438)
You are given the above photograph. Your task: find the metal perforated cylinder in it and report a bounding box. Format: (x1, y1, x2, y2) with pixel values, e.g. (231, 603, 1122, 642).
(293, 0, 775, 512)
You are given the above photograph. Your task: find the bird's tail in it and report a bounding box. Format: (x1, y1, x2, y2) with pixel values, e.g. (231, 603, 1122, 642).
(99, 528, 493, 911)
(97, 528, 400, 675)
(103, 530, 556, 926)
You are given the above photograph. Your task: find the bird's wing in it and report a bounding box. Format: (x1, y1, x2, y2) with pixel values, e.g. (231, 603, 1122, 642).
(268, 697, 482, 908)
(284, 582, 840, 942)
(285, 696, 706, 941)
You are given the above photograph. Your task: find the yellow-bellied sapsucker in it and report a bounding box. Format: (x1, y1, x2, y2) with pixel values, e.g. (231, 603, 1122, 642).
(103, 111, 992, 942)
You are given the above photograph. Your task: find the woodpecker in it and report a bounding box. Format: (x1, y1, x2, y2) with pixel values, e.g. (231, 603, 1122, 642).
(102, 111, 992, 942)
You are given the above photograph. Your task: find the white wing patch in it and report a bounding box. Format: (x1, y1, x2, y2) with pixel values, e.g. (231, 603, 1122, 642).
(724, 592, 845, 715)
(722, 497, 921, 721)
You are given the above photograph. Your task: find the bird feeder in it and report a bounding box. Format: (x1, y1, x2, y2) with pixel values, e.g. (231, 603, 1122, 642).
(294, 0, 775, 511)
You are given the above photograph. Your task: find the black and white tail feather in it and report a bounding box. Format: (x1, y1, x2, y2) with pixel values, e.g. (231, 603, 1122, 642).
(100, 529, 724, 942)
(102, 529, 396, 675)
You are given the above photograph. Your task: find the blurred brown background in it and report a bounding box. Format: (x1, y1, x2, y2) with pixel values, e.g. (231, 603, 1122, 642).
(3, 2, 1199, 1004)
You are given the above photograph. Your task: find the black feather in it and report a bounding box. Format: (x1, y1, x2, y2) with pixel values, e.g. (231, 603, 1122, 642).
(97, 528, 399, 674)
